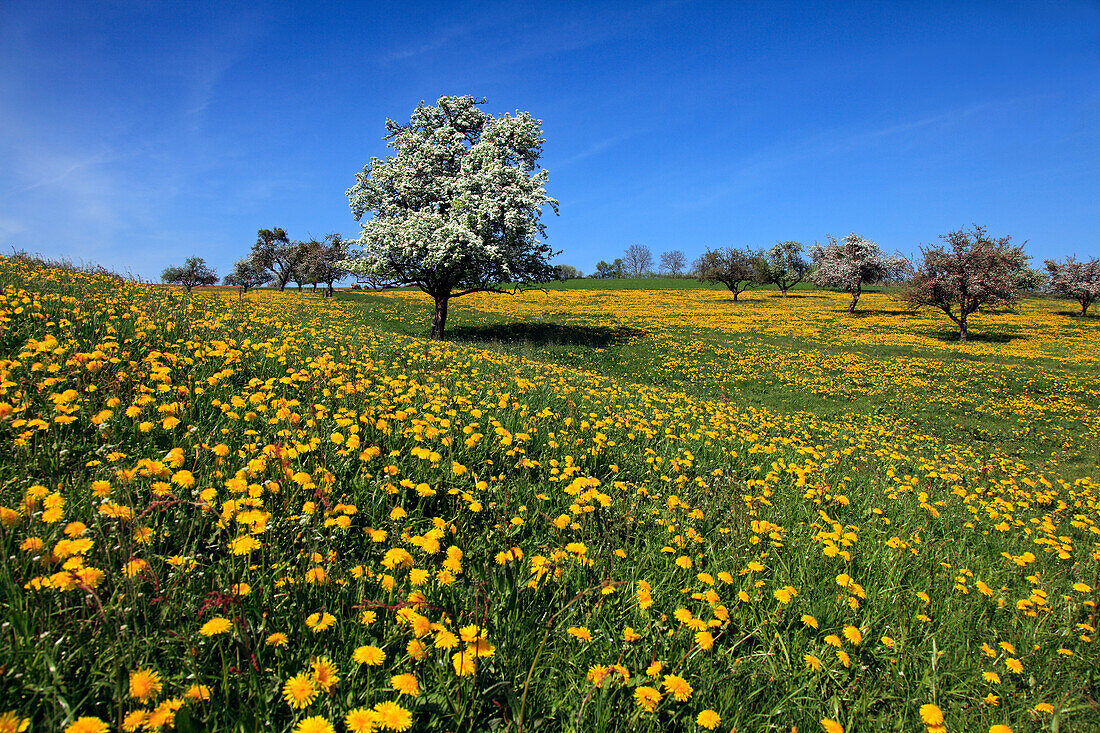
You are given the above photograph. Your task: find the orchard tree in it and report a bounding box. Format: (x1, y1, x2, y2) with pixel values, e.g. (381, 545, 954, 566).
(553, 264, 582, 280)
(223, 258, 270, 295)
(811, 233, 907, 313)
(594, 259, 624, 278)
(250, 228, 307, 292)
(623, 244, 653, 277)
(759, 240, 809, 297)
(659, 249, 687, 276)
(900, 225, 1029, 341)
(1045, 256, 1100, 316)
(341, 95, 558, 340)
(693, 247, 760, 301)
(305, 233, 351, 297)
(161, 257, 217, 294)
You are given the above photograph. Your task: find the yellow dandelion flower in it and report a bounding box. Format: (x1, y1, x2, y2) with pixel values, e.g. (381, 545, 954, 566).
(354, 645, 385, 666)
(310, 657, 339, 693)
(282, 673, 318, 709)
(345, 707, 378, 733)
(697, 709, 721, 729)
(821, 720, 844, 733)
(634, 685, 662, 712)
(64, 718, 109, 733)
(128, 668, 162, 702)
(295, 716, 335, 733)
(0, 712, 30, 733)
(662, 674, 692, 702)
(372, 700, 412, 732)
(391, 673, 419, 696)
(199, 617, 233, 637)
(919, 704, 944, 725)
(184, 684, 211, 702)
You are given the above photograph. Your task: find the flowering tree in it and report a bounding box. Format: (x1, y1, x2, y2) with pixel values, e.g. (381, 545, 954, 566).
(693, 247, 760, 301)
(900, 225, 1029, 341)
(758, 240, 809, 297)
(1044, 256, 1100, 316)
(341, 95, 558, 339)
(811, 233, 907, 313)
(161, 257, 217, 294)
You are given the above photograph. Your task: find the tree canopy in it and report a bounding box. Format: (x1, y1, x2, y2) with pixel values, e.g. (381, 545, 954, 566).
(1044, 256, 1100, 316)
(161, 257, 217, 293)
(693, 247, 759, 300)
(223, 258, 270, 294)
(341, 95, 558, 339)
(758, 240, 809, 297)
(811, 233, 907, 313)
(900, 225, 1029, 340)
(250, 228, 307, 292)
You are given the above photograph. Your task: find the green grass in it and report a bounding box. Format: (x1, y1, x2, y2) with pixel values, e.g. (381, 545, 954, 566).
(1, 261, 1097, 733)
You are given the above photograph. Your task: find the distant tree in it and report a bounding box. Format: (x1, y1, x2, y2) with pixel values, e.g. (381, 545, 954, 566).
(623, 244, 654, 277)
(811, 233, 907, 314)
(250, 228, 307, 292)
(659, 250, 687, 276)
(223, 258, 271, 295)
(899, 225, 1029, 341)
(1044, 256, 1100, 316)
(290, 256, 314, 291)
(693, 247, 760, 301)
(759, 240, 810, 297)
(594, 259, 625, 279)
(161, 257, 217, 294)
(304, 234, 351, 297)
(553, 264, 582, 280)
(340, 95, 558, 340)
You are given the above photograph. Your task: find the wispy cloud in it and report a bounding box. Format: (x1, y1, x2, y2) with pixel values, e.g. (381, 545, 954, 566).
(555, 129, 640, 169)
(667, 93, 1057, 211)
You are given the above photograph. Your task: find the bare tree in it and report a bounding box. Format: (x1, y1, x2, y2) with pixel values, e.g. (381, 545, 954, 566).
(623, 244, 654, 277)
(693, 247, 760, 301)
(659, 250, 687, 276)
(161, 257, 217, 294)
(811, 233, 907, 313)
(1045, 256, 1100, 316)
(900, 225, 1029, 340)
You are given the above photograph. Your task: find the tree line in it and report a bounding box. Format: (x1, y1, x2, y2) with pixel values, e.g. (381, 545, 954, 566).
(162, 230, 351, 297)
(162, 94, 1097, 342)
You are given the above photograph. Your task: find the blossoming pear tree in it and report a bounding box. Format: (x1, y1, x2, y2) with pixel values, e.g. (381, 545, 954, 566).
(341, 95, 558, 339)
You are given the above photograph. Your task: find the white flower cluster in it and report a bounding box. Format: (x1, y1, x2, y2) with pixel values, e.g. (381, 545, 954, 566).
(339, 95, 558, 298)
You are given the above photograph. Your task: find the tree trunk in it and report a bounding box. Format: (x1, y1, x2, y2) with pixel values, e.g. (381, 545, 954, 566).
(732, 289, 739, 302)
(1083, 300, 1090, 316)
(430, 295, 450, 340)
(326, 282, 334, 298)
(780, 286, 788, 297)
(848, 290, 859, 313)
(958, 313, 968, 341)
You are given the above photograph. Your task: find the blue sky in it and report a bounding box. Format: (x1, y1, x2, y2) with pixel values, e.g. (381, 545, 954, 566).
(1, 1, 1097, 281)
